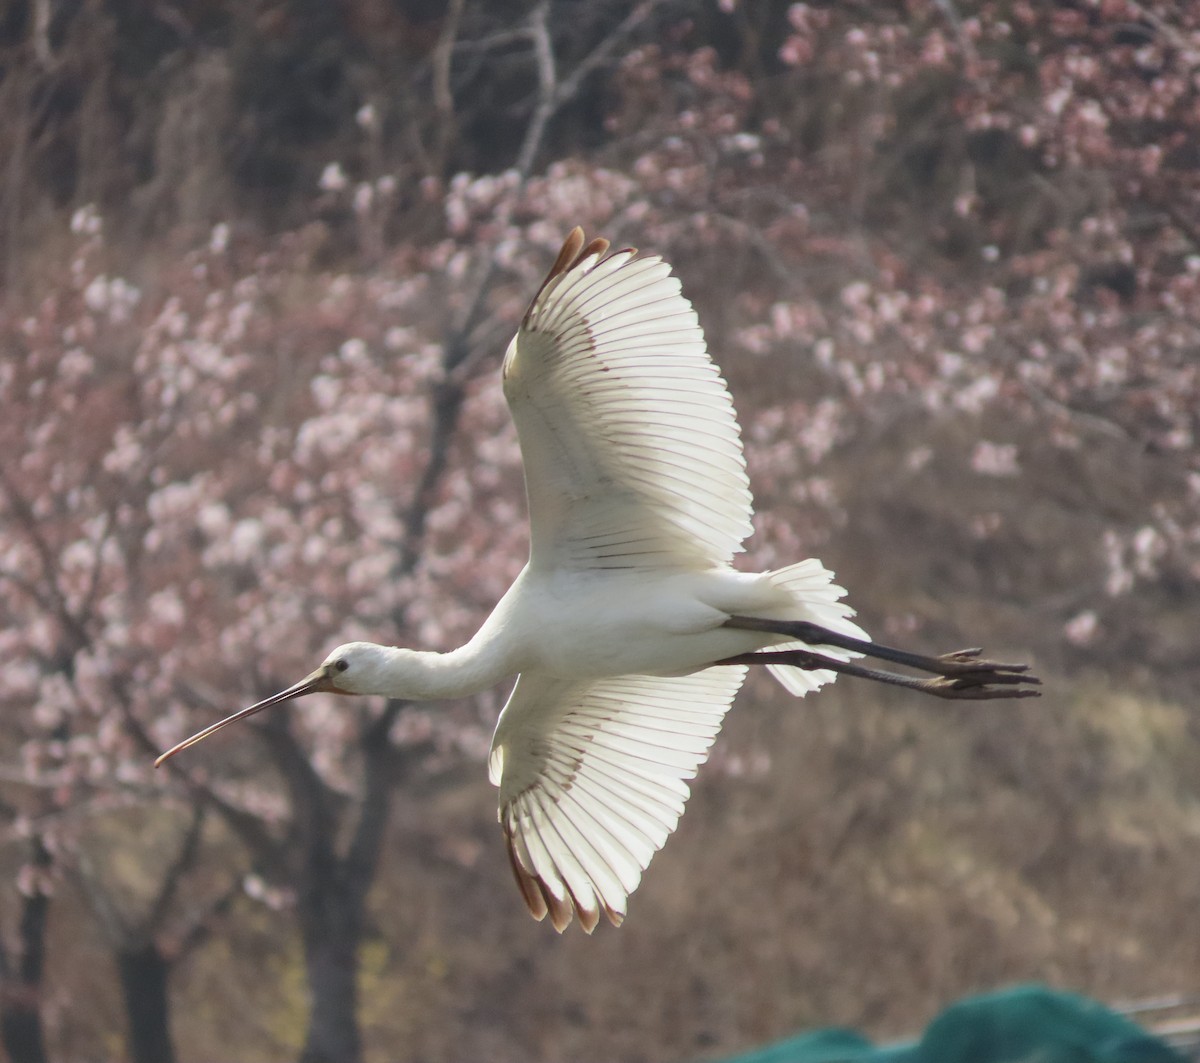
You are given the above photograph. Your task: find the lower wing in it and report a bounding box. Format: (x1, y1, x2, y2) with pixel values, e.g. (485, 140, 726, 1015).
(488, 666, 748, 932)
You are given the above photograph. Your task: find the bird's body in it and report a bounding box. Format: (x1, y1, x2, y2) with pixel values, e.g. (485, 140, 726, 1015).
(461, 564, 838, 681)
(157, 229, 1039, 933)
(326, 560, 854, 714)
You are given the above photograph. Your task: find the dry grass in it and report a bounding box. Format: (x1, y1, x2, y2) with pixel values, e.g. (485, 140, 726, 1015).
(143, 669, 1200, 1062)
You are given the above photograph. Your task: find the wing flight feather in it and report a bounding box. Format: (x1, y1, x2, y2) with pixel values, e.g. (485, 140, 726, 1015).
(503, 229, 754, 572)
(489, 666, 747, 932)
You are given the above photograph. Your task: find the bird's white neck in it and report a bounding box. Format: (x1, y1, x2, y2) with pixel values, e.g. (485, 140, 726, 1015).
(372, 639, 514, 701)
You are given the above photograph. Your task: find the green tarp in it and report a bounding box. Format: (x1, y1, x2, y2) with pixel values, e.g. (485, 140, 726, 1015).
(703, 985, 1186, 1063)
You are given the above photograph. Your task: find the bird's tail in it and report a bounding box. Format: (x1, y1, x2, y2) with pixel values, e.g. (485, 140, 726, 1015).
(762, 559, 869, 696)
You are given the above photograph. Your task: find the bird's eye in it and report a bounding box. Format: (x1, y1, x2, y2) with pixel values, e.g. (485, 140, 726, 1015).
(334, 659, 349, 673)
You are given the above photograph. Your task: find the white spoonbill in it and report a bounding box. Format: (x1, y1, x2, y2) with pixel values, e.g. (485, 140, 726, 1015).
(156, 229, 1039, 932)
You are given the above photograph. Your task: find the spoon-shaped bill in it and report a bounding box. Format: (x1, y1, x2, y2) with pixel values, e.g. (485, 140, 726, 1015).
(154, 669, 332, 768)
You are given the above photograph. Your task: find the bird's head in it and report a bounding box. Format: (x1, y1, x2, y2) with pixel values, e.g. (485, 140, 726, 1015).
(153, 641, 390, 768)
(312, 641, 396, 695)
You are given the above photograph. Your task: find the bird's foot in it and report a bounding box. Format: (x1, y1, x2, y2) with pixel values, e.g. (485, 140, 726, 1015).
(905, 649, 1040, 700)
(720, 617, 1041, 701)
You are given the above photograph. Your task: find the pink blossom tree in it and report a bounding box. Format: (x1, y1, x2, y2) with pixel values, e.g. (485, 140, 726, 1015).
(1, 2, 1198, 1060)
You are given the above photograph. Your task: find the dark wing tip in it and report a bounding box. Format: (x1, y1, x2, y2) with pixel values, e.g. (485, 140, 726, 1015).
(523, 228, 615, 326)
(503, 809, 577, 932)
(505, 830, 549, 923)
(503, 800, 615, 934)
(577, 236, 611, 266)
(542, 880, 575, 933)
(550, 227, 587, 279)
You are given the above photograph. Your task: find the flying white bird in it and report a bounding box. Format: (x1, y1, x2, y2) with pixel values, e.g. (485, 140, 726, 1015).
(156, 229, 1039, 932)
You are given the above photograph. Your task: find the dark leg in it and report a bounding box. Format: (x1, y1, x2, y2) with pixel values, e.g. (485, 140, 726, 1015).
(720, 616, 1041, 700)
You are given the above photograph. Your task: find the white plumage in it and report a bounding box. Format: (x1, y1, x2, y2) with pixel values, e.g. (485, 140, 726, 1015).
(157, 229, 1039, 932)
(491, 669, 746, 931)
(505, 243, 752, 573)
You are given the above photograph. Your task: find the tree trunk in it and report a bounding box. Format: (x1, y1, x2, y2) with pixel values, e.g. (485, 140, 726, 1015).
(0, 844, 50, 1063)
(0, 987, 47, 1063)
(116, 942, 175, 1063)
(0, 891, 50, 1063)
(298, 870, 362, 1063)
(251, 696, 403, 1063)
(0, 838, 51, 1063)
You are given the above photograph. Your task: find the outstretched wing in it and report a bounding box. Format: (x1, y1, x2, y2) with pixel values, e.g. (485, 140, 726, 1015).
(488, 666, 748, 932)
(502, 228, 754, 573)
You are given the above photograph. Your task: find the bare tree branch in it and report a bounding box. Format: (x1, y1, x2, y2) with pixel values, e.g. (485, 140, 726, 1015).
(257, 714, 338, 857)
(73, 849, 133, 942)
(344, 701, 423, 908)
(557, 1, 663, 120)
(430, 0, 466, 174)
(930, 0, 977, 61)
(119, 693, 287, 875)
(1125, 0, 1196, 55)
(513, 1, 556, 179)
(398, 1, 667, 573)
(171, 878, 240, 961)
(79, 509, 112, 622)
(0, 565, 57, 616)
(449, 0, 665, 374)
(142, 804, 207, 940)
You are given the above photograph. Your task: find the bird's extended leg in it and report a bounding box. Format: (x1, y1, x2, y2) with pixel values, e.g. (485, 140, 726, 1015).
(719, 616, 1040, 700)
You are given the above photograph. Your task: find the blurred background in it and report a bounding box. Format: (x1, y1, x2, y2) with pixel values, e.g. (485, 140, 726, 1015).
(0, 1, 1198, 1061)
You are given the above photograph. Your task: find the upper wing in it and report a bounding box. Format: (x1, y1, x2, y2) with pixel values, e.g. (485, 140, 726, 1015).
(488, 665, 747, 933)
(502, 228, 754, 573)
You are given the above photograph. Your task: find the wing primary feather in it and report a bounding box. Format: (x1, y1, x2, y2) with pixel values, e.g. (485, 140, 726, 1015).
(525, 796, 592, 932)
(507, 802, 574, 932)
(535, 238, 619, 325)
(570, 334, 705, 358)
(569, 777, 662, 860)
(591, 712, 721, 739)
(572, 730, 704, 773)
(517, 798, 565, 898)
(572, 751, 689, 814)
(535, 255, 611, 333)
(584, 292, 693, 331)
(510, 229, 755, 572)
(558, 718, 712, 755)
(531, 791, 603, 932)
(504, 823, 549, 922)
(574, 764, 679, 832)
(546, 788, 635, 903)
(565, 261, 675, 322)
(524, 229, 611, 326)
(539, 876, 574, 933)
(492, 666, 748, 931)
(551, 782, 643, 879)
